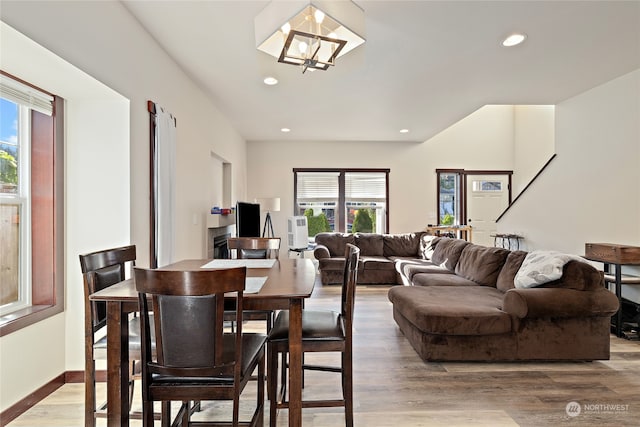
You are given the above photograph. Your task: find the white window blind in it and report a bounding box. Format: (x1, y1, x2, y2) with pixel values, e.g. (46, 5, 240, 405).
(0, 75, 54, 116)
(345, 172, 386, 200)
(297, 172, 339, 200)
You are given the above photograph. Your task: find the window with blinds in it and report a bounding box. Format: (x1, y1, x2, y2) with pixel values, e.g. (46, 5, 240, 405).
(294, 169, 389, 236)
(296, 171, 339, 202)
(0, 74, 54, 116)
(1, 72, 61, 324)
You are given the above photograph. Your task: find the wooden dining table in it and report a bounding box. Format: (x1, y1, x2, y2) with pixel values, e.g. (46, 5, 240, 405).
(89, 257, 317, 427)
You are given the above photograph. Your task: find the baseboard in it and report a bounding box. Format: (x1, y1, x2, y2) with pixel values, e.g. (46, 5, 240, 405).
(0, 370, 107, 426)
(0, 373, 65, 427)
(65, 369, 107, 383)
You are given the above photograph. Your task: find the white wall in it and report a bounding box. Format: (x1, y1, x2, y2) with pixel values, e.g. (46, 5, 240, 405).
(1, 0, 247, 411)
(248, 105, 517, 240)
(498, 69, 640, 301)
(0, 22, 131, 411)
(64, 98, 131, 375)
(513, 105, 555, 196)
(1, 0, 248, 267)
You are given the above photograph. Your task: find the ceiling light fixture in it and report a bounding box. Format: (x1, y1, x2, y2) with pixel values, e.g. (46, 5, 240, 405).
(399, 129, 409, 134)
(281, 128, 291, 133)
(502, 33, 527, 47)
(263, 76, 278, 85)
(255, 1, 365, 74)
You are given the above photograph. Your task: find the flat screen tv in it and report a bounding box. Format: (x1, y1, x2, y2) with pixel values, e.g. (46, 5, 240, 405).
(236, 201, 261, 237)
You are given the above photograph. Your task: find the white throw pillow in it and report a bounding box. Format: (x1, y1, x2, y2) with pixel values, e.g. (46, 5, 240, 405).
(514, 250, 584, 289)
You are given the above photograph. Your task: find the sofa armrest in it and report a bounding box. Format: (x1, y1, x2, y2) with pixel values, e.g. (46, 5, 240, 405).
(313, 244, 331, 260)
(503, 288, 619, 319)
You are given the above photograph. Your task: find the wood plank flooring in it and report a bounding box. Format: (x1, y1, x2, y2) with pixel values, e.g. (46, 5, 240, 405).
(8, 281, 640, 426)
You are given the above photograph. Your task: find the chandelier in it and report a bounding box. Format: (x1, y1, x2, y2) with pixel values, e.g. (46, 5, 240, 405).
(255, 1, 365, 73)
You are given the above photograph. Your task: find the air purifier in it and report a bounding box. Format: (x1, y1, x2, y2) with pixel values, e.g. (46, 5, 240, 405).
(287, 216, 308, 249)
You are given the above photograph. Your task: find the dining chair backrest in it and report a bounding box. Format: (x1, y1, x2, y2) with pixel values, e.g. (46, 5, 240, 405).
(79, 244, 141, 426)
(134, 267, 247, 376)
(79, 245, 136, 332)
(227, 237, 280, 259)
(341, 243, 360, 335)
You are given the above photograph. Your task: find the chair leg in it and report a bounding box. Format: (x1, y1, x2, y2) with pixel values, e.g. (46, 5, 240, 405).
(280, 352, 288, 402)
(343, 350, 354, 427)
(182, 401, 190, 425)
(142, 400, 155, 427)
(162, 401, 171, 427)
(85, 359, 96, 427)
(266, 312, 273, 401)
(233, 392, 241, 427)
(129, 361, 136, 410)
(268, 347, 279, 427)
(258, 353, 266, 427)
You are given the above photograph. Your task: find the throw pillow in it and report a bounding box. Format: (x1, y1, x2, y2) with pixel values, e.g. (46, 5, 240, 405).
(420, 235, 439, 260)
(514, 250, 586, 288)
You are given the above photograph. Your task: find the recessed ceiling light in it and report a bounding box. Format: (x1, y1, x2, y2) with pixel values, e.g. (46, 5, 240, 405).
(281, 128, 291, 133)
(502, 33, 527, 47)
(264, 76, 278, 85)
(399, 129, 409, 134)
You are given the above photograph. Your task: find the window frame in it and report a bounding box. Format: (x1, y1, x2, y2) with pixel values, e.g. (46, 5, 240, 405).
(293, 168, 390, 234)
(0, 72, 63, 337)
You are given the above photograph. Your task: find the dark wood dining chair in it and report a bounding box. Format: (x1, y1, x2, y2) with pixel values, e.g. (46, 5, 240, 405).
(227, 237, 281, 260)
(226, 237, 281, 331)
(134, 266, 266, 427)
(79, 245, 158, 426)
(267, 243, 360, 427)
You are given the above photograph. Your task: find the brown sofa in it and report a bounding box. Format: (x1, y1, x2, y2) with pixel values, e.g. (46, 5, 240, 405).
(313, 232, 428, 285)
(388, 237, 620, 361)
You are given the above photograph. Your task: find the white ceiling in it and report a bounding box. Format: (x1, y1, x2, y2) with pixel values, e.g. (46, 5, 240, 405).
(122, 1, 640, 143)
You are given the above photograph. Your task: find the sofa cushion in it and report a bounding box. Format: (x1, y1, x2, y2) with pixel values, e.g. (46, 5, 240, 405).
(496, 251, 527, 292)
(411, 272, 477, 287)
(391, 258, 451, 279)
(383, 232, 423, 257)
(360, 256, 395, 271)
(355, 233, 384, 256)
(315, 232, 355, 257)
(318, 257, 346, 272)
(388, 286, 512, 335)
(430, 238, 470, 272)
(455, 245, 510, 287)
(420, 235, 440, 260)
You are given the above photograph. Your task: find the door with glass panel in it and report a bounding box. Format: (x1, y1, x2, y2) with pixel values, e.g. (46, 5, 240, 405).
(465, 174, 510, 247)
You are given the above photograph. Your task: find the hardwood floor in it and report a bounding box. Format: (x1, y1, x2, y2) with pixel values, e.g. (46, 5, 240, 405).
(8, 281, 640, 426)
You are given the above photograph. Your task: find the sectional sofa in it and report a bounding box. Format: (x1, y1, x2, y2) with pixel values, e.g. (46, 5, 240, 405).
(314, 232, 619, 361)
(313, 232, 427, 285)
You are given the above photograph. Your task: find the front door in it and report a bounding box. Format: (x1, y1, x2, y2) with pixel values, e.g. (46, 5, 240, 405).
(466, 175, 510, 247)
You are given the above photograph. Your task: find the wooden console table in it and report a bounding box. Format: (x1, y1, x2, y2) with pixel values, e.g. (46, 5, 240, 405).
(425, 225, 472, 242)
(584, 243, 640, 338)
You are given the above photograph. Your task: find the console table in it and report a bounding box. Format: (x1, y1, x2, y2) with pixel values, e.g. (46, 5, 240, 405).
(584, 243, 640, 338)
(425, 225, 472, 242)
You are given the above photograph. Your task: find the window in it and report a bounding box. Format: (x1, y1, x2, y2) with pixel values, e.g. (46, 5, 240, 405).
(0, 72, 63, 336)
(0, 97, 31, 315)
(294, 168, 389, 237)
(437, 171, 461, 225)
(472, 180, 502, 192)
